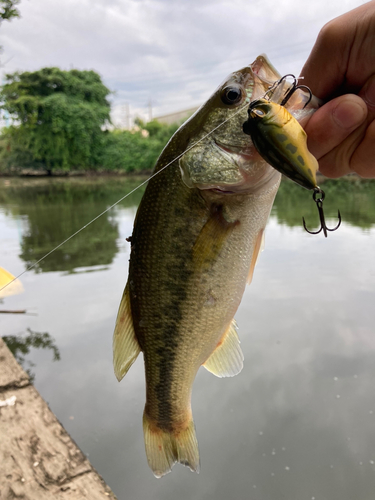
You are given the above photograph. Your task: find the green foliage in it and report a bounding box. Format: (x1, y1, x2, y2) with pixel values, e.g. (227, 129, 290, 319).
(0, 0, 20, 23)
(98, 120, 179, 173)
(273, 176, 375, 230)
(0, 177, 146, 272)
(3, 329, 60, 383)
(139, 118, 179, 143)
(0, 125, 40, 170)
(0, 66, 179, 174)
(1, 67, 111, 172)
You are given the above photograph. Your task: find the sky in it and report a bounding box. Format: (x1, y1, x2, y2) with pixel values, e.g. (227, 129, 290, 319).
(0, 0, 367, 127)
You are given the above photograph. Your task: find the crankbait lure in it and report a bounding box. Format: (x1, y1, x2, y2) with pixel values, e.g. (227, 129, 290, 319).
(243, 74, 341, 237)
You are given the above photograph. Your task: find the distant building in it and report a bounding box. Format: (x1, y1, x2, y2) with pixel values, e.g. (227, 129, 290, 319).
(154, 106, 200, 125)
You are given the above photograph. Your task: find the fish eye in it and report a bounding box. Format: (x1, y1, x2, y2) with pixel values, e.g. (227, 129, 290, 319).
(221, 86, 243, 105)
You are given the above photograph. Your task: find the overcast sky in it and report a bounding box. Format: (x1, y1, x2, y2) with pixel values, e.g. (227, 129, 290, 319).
(0, 0, 366, 126)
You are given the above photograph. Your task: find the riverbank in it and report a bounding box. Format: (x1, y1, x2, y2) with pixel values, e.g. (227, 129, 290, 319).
(0, 168, 153, 178)
(0, 168, 364, 184)
(0, 338, 117, 499)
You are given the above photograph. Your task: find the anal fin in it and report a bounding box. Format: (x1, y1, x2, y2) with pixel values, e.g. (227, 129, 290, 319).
(113, 283, 141, 381)
(203, 319, 244, 378)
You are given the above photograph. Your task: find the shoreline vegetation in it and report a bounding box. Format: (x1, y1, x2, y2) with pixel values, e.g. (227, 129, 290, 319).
(0, 67, 181, 176)
(0, 168, 154, 177)
(0, 117, 180, 176)
(0, 68, 372, 187)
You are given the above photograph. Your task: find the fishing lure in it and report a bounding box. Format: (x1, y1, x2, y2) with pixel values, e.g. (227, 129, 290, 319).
(243, 75, 341, 237)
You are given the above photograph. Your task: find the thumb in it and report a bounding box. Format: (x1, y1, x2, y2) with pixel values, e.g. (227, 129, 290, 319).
(304, 94, 367, 177)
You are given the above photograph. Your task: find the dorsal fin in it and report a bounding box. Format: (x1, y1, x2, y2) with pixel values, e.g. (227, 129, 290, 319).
(203, 319, 243, 377)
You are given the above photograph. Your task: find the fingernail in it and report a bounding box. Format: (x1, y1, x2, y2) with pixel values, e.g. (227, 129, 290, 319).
(332, 99, 366, 129)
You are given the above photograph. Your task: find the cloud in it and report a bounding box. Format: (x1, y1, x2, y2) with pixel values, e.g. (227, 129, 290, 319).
(0, 0, 365, 123)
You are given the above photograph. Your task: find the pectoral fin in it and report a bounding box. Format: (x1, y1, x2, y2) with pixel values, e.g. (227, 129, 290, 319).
(203, 319, 244, 377)
(247, 228, 265, 285)
(113, 283, 141, 381)
(193, 205, 238, 272)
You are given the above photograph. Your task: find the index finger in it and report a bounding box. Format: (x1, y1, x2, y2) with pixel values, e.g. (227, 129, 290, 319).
(300, 2, 375, 98)
(300, 22, 348, 98)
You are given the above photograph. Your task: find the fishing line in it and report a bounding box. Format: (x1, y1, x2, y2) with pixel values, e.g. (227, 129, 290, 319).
(0, 102, 249, 294)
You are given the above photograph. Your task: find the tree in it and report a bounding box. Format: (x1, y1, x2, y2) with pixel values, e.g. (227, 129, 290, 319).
(0, 0, 20, 23)
(98, 119, 180, 173)
(0, 0, 21, 54)
(1, 67, 111, 172)
(3, 329, 60, 383)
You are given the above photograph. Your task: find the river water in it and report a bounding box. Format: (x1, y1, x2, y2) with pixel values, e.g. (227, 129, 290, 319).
(1, 175, 375, 500)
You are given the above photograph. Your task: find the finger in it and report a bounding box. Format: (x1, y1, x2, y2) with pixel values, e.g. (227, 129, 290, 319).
(350, 74, 375, 177)
(300, 3, 375, 98)
(300, 21, 349, 98)
(317, 121, 368, 178)
(304, 94, 367, 161)
(350, 119, 375, 177)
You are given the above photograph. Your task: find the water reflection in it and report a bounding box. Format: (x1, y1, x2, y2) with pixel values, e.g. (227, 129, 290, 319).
(0, 177, 146, 273)
(17, 174, 371, 274)
(1, 176, 375, 499)
(1, 176, 375, 277)
(2, 328, 60, 383)
(274, 176, 375, 229)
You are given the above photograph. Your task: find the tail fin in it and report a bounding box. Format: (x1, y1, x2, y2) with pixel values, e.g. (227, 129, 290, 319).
(143, 411, 200, 478)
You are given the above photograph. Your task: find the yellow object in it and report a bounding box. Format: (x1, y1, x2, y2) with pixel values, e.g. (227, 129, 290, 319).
(0, 267, 24, 298)
(245, 99, 319, 190)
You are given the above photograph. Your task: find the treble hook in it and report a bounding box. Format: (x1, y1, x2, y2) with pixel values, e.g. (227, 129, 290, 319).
(302, 188, 341, 237)
(257, 74, 313, 109)
(279, 76, 313, 109)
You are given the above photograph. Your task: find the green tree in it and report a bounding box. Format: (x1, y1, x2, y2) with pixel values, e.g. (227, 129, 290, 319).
(1, 67, 111, 173)
(0, 0, 20, 23)
(3, 329, 60, 383)
(0, 179, 125, 272)
(98, 119, 179, 173)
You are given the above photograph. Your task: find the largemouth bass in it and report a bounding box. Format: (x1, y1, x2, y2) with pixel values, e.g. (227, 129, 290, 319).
(113, 55, 317, 477)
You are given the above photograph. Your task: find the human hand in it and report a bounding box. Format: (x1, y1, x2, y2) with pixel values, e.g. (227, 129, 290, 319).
(300, 1, 375, 178)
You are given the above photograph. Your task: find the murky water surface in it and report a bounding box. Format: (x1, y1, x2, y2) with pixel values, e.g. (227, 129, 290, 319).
(2, 176, 375, 500)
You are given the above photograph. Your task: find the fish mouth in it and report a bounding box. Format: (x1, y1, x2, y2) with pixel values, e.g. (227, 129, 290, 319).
(202, 141, 262, 194)
(210, 187, 238, 195)
(188, 141, 253, 195)
(196, 140, 279, 195)
(214, 140, 254, 160)
(199, 183, 245, 195)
